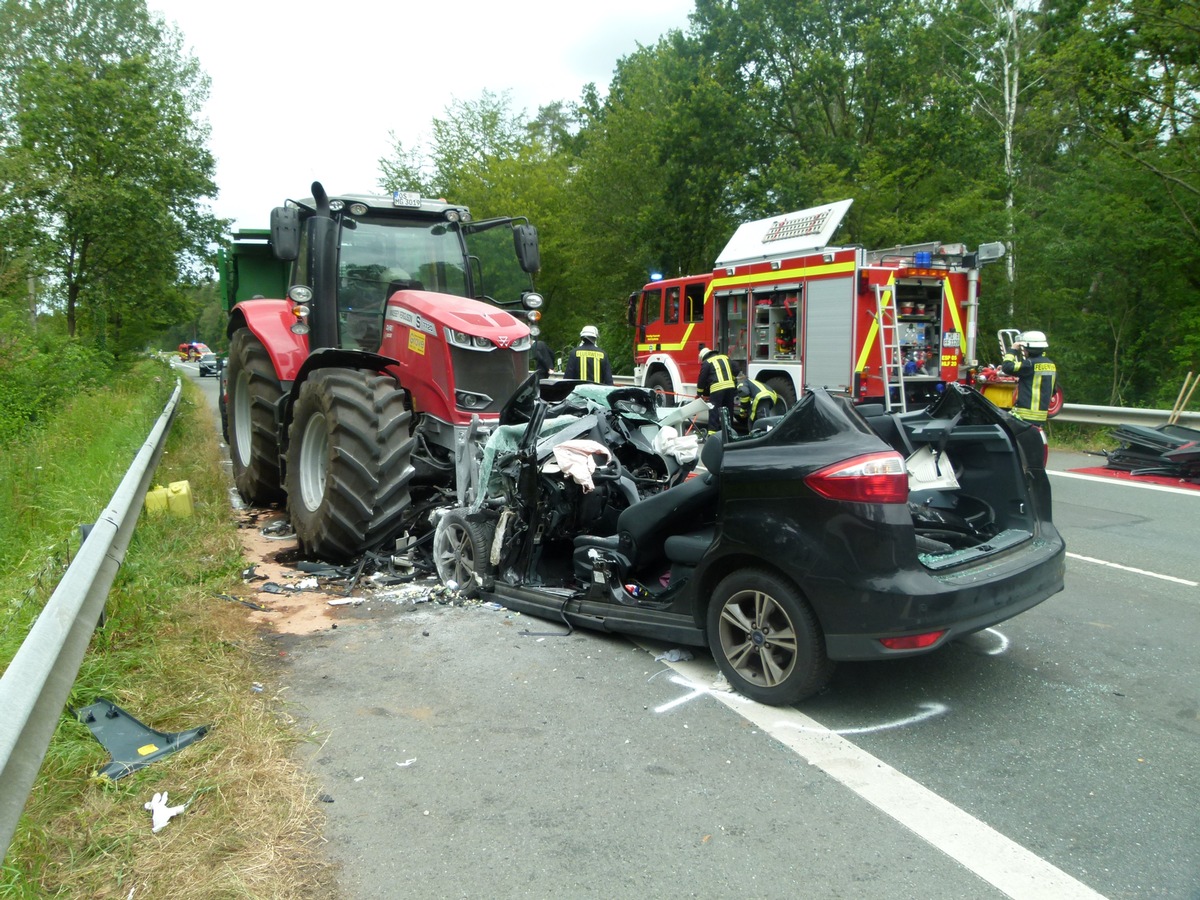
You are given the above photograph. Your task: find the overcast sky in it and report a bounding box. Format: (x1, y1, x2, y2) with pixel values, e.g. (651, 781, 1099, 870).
(144, 0, 695, 230)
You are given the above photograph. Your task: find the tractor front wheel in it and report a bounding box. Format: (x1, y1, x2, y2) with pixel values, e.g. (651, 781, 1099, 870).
(286, 369, 415, 563)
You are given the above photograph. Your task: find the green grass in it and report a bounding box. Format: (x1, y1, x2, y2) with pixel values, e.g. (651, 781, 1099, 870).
(1044, 420, 1118, 454)
(0, 359, 333, 898)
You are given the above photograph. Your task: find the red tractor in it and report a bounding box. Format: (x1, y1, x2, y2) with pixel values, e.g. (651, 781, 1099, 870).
(220, 183, 544, 562)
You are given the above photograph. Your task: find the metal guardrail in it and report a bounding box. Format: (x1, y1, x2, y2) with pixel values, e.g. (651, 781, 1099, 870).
(1054, 404, 1199, 428)
(0, 381, 182, 863)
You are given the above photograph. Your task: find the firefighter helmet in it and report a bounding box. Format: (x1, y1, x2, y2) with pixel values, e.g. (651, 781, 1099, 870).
(1019, 330, 1049, 349)
(580, 325, 599, 342)
(699, 346, 712, 360)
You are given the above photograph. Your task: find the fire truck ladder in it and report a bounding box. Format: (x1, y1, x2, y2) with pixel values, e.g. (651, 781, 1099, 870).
(874, 284, 907, 413)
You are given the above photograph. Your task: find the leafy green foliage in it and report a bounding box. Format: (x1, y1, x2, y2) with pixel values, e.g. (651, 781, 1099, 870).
(0, 0, 222, 357)
(0, 314, 115, 444)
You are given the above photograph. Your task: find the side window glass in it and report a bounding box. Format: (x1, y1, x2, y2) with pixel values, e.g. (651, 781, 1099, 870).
(665, 287, 680, 324)
(641, 287, 662, 326)
(685, 282, 705, 322)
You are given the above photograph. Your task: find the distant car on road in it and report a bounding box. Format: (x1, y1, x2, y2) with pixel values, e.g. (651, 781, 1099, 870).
(198, 353, 220, 377)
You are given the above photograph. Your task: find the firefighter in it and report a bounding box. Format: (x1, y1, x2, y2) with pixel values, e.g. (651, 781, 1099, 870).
(697, 344, 738, 423)
(735, 374, 779, 431)
(1001, 330, 1057, 423)
(564, 325, 613, 384)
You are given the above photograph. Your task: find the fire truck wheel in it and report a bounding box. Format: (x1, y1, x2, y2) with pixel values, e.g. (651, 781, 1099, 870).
(763, 376, 797, 408)
(645, 371, 675, 407)
(227, 328, 285, 505)
(286, 369, 412, 563)
(432, 509, 495, 597)
(1047, 385, 1064, 418)
(707, 568, 833, 705)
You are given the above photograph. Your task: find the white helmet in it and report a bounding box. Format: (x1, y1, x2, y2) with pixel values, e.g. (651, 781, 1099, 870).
(1019, 330, 1048, 349)
(580, 325, 599, 342)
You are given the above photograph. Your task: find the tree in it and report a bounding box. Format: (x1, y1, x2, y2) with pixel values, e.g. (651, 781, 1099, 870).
(0, 0, 220, 353)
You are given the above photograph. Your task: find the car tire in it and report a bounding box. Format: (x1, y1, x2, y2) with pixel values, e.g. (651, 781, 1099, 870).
(432, 508, 495, 597)
(763, 376, 797, 409)
(707, 568, 832, 705)
(645, 370, 675, 408)
(286, 369, 415, 563)
(228, 327, 285, 504)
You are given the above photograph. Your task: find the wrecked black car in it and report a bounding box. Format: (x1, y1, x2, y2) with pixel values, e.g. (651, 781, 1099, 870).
(432, 379, 1065, 706)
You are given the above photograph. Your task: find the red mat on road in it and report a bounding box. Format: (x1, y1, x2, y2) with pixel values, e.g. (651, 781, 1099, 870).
(1066, 466, 1200, 491)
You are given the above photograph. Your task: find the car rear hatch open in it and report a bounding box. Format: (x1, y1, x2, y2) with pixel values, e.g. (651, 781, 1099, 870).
(857, 386, 1048, 572)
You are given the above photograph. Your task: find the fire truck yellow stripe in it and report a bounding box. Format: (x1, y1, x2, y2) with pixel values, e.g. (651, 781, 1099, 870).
(943, 276, 964, 334)
(638, 322, 694, 352)
(855, 273, 895, 373)
(709, 260, 856, 291)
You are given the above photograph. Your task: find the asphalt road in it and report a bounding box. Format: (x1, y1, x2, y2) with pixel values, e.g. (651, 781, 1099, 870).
(184, 361, 1199, 898)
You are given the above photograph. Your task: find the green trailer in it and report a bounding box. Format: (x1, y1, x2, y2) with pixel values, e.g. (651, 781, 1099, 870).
(217, 229, 290, 311)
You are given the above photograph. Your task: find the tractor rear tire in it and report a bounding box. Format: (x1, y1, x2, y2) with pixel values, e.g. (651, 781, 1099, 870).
(286, 369, 415, 563)
(228, 328, 285, 505)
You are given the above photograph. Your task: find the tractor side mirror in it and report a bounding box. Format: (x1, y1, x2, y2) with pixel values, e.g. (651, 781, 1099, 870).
(270, 207, 301, 261)
(513, 224, 540, 274)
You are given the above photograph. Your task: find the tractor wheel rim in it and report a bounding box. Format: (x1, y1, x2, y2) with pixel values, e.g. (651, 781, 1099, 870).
(298, 412, 329, 512)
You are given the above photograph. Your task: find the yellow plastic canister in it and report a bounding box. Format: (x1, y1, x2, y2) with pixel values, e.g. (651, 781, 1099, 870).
(145, 480, 193, 517)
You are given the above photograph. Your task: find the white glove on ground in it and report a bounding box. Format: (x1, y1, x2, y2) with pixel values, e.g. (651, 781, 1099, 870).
(144, 791, 186, 833)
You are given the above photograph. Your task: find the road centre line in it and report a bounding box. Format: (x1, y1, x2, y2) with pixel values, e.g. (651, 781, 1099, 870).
(655, 654, 1107, 900)
(1049, 470, 1200, 497)
(1066, 552, 1198, 587)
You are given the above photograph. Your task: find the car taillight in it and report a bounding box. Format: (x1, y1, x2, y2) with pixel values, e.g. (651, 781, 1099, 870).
(804, 452, 908, 504)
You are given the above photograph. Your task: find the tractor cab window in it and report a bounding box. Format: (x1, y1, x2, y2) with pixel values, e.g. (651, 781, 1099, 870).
(460, 222, 534, 306)
(336, 217, 469, 349)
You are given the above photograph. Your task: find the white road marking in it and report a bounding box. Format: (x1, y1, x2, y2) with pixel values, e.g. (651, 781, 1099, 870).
(1067, 552, 1198, 587)
(1049, 469, 1200, 497)
(653, 653, 1107, 900)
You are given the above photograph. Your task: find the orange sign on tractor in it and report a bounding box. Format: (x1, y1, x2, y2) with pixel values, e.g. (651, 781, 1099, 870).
(629, 200, 1006, 412)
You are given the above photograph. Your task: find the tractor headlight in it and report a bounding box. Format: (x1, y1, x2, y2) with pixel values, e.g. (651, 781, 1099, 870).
(456, 390, 493, 409)
(445, 328, 495, 351)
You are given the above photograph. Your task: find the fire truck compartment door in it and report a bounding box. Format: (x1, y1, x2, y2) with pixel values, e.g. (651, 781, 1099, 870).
(804, 275, 855, 391)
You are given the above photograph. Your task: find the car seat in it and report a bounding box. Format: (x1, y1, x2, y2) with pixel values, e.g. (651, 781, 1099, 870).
(571, 433, 723, 583)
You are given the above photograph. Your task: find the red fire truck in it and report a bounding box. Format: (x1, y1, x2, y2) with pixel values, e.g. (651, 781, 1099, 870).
(630, 200, 1005, 411)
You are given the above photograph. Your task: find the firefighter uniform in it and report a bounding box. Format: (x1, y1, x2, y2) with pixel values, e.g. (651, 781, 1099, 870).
(736, 378, 779, 430)
(1001, 332, 1056, 423)
(564, 326, 613, 384)
(698, 348, 738, 423)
